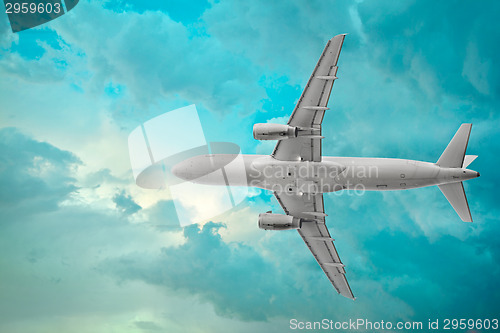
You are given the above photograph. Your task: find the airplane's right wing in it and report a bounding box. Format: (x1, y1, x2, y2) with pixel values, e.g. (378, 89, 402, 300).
(273, 191, 355, 299)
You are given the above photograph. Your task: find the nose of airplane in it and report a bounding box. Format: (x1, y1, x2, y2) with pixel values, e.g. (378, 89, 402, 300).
(171, 160, 192, 181)
(171, 155, 220, 181)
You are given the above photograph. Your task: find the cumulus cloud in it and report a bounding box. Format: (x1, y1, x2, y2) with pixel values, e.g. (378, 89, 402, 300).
(203, 0, 357, 82)
(48, 1, 267, 118)
(99, 221, 417, 322)
(0, 128, 191, 331)
(0, 127, 80, 217)
(357, 0, 500, 104)
(0, 10, 18, 48)
(113, 189, 142, 214)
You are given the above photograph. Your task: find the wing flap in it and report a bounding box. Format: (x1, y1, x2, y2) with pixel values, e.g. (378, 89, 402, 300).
(299, 221, 354, 299)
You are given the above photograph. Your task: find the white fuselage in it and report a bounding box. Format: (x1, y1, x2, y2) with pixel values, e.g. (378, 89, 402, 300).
(171, 154, 479, 194)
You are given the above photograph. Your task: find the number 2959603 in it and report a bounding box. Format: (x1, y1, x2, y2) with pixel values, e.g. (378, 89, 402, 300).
(443, 318, 498, 330)
(5, 2, 62, 14)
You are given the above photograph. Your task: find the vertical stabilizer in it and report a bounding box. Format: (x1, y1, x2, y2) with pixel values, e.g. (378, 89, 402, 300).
(438, 182, 472, 222)
(437, 124, 472, 168)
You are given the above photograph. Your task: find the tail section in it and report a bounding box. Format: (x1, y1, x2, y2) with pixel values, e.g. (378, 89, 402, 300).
(438, 182, 472, 222)
(436, 123, 472, 168)
(436, 123, 479, 222)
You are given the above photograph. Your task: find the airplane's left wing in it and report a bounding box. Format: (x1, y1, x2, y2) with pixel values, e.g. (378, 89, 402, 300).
(272, 34, 346, 162)
(273, 191, 355, 299)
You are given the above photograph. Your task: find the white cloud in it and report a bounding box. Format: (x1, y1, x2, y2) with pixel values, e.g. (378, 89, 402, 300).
(463, 41, 492, 96)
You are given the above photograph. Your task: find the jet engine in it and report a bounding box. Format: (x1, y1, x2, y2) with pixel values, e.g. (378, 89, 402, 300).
(253, 123, 298, 140)
(258, 213, 302, 230)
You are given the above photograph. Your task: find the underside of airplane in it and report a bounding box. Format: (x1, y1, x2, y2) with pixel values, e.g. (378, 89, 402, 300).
(171, 34, 480, 299)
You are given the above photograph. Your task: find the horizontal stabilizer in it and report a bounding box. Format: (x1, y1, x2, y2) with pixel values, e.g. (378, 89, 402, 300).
(437, 124, 472, 168)
(438, 182, 472, 222)
(463, 155, 478, 168)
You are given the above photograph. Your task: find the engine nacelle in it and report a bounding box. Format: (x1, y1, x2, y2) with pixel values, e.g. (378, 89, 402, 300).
(258, 213, 302, 230)
(253, 123, 298, 140)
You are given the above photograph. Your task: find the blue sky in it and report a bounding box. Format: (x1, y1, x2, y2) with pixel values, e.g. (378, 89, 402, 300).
(0, 0, 499, 332)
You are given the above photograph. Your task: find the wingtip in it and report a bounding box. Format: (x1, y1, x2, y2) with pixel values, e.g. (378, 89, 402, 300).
(339, 292, 356, 300)
(463, 211, 473, 222)
(331, 33, 348, 41)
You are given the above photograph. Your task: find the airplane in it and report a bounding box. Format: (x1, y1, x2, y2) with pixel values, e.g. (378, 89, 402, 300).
(171, 34, 480, 299)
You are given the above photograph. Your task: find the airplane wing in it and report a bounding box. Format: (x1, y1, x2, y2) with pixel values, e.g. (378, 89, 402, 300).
(274, 191, 355, 299)
(272, 34, 346, 162)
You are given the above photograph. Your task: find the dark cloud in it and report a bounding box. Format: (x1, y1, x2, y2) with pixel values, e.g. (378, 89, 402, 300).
(0, 130, 185, 327)
(49, 2, 266, 119)
(361, 225, 500, 319)
(357, 0, 500, 105)
(113, 189, 141, 215)
(203, 0, 358, 81)
(320, 188, 500, 324)
(101, 222, 282, 321)
(0, 127, 80, 217)
(0, 9, 17, 49)
(100, 221, 419, 321)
